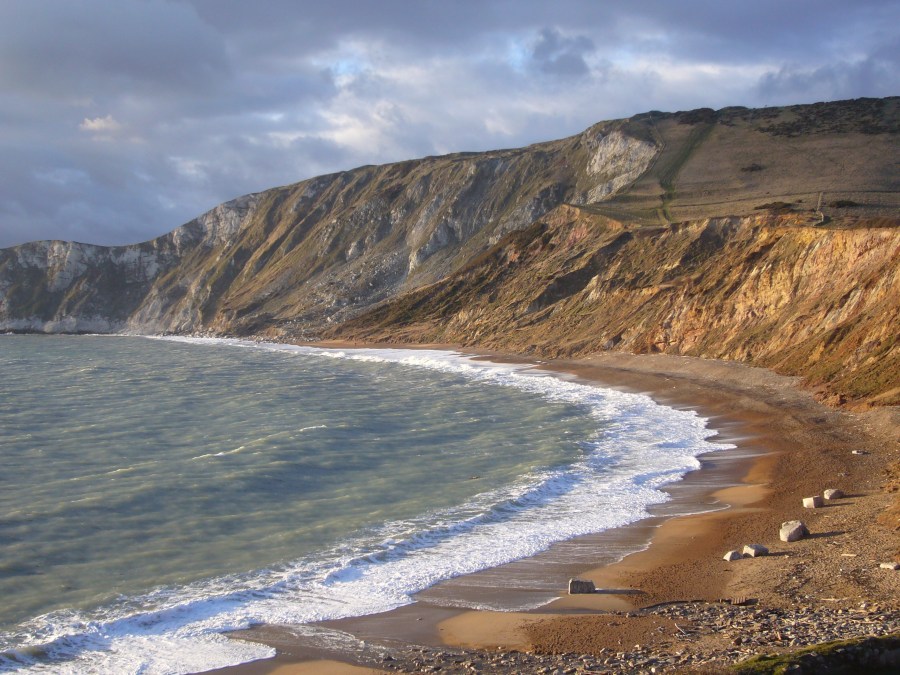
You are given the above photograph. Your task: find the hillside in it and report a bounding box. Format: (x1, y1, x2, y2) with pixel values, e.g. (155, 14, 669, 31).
(0, 119, 660, 335)
(330, 206, 899, 406)
(1, 96, 898, 405)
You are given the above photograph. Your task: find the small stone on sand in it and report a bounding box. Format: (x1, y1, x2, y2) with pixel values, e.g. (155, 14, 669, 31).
(743, 544, 769, 557)
(780, 520, 809, 542)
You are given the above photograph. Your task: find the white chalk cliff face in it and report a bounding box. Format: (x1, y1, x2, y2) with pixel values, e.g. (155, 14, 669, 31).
(0, 118, 660, 336)
(0, 194, 261, 333)
(582, 131, 658, 203)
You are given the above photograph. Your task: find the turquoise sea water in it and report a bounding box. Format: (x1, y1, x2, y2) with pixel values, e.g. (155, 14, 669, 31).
(0, 335, 730, 673)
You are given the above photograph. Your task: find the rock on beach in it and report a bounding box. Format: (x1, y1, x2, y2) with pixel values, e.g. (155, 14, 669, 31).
(568, 578, 596, 594)
(780, 520, 810, 542)
(743, 544, 769, 557)
(803, 495, 824, 508)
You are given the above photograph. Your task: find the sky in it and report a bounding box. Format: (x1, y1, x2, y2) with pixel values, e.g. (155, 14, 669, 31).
(1, 0, 897, 248)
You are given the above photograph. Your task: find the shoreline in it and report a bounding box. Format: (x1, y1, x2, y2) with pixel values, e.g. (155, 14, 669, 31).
(210, 344, 898, 674)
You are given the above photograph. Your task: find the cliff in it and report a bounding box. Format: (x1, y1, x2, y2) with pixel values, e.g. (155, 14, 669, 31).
(330, 206, 899, 406)
(0, 120, 660, 336)
(1, 97, 898, 405)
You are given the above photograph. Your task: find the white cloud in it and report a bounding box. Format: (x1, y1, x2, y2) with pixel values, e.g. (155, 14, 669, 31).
(79, 114, 122, 133)
(169, 156, 210, 182)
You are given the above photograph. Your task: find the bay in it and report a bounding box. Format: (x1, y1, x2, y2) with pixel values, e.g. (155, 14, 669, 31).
(0, 335, 729, 673)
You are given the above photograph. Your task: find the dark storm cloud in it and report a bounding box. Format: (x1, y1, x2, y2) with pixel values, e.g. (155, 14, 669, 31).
(0, 0, 229, 98)
(531, 28, 595, 77)
(758, 57, 899, 103)
(0, 0, 896, 248)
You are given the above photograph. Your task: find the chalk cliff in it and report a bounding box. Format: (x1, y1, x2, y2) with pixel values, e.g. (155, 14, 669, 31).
(1, 121, 660, 335)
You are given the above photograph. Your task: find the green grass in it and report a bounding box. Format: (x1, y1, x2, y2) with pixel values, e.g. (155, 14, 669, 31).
(731, 634, 900, 674)
(656, 122, 715, 223)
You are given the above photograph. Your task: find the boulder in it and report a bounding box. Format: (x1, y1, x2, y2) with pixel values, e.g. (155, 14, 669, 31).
(823, 489, 845, 500)
(743, 544, 769, 558)
(723, 550, 744, 561)
(879, 562, 900, 570)
(780, 520, 809, 542)
(803, 496, 824, 508)
(568, 578, 596, 594)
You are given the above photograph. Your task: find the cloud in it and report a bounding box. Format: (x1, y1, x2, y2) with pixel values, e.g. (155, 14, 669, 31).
(0, 0, 896, 249)
(530, 28, 595, 77)
(757, 52, 900, 104)
(79, 115, 122, 134)
(0, 0, 230, 99)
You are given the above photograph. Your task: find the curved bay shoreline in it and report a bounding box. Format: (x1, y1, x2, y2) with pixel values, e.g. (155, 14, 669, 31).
(209, 346, 899, 675)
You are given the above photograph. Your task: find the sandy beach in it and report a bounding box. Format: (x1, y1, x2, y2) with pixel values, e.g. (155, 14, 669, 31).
(211, 347, 899, 674)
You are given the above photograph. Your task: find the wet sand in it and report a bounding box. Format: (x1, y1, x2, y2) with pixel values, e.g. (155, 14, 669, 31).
(213, 347, 899, 673)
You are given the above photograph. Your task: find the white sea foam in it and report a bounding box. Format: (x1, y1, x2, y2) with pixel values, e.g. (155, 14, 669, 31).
(298, 424, 328, 432)
(2, 338, 733, 674)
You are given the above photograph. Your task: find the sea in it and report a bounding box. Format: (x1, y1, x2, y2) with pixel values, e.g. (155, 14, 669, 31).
(0, 334, 733, 673)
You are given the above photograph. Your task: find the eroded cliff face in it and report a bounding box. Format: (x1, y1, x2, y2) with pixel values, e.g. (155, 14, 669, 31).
(0, 124, 657, 336)
(1, 98, 897, 405)
(0, 194, 261, 333)
(331, 206, 899, 406)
